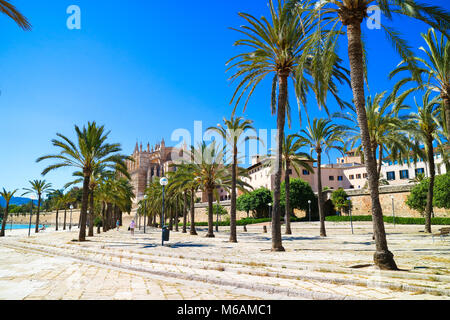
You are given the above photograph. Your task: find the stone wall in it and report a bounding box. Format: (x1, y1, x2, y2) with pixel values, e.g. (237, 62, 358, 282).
(346, 184, 449, 217)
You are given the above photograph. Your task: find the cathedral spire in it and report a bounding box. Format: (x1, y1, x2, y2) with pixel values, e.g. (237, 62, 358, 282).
(134, 141, 139, 153)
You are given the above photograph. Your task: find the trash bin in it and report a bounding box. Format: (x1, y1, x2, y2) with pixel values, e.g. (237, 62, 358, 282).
(162, 226, 170, 241)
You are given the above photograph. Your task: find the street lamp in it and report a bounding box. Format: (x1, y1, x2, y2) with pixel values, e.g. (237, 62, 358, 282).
(308, 200, 311, 222)
(69, 204, 73, 231)
(160, 177, 169, 246)
(268, 203, 272, 220)
(391, 195, 396, 227)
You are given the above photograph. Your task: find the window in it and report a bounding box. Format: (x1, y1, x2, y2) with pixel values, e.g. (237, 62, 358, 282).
(302, 169, 310, 175)
(349, 175, 355, 180)
(356, 174, 361, 179)
(400, 170, 409, 179)
(337, 176, 343, 181)
(363, 173, 368, 178)
(387, 171, 395, 181)
(404, 159, 408, 164)
(388, 161, 392, 166)
(394, 160, 398, 165)
(329, 176, 334, 181)
(350, 185, 354, 189)
(415, 168, 425, 176)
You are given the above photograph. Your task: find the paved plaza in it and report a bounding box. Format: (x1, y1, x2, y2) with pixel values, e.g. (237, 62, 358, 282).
(0, 221, 448, 300)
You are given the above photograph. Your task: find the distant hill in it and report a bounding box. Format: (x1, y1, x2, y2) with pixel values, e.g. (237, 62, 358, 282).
(0, 196, 38, 207)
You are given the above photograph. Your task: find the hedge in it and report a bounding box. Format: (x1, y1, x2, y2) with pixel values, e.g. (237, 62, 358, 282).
(325, 215, 450, 225)
(179, 216, 304, 227)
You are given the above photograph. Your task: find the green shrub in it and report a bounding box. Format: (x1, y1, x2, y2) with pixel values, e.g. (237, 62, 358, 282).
(325, 215, 450, 225)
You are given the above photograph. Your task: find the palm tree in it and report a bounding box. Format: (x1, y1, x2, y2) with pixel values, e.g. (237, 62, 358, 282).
(299, 118, 345, 237)
(36, 122, 129, 242)
(49, 189, 65, 231)
(22, 180, 52, 233)
(306, 0, 450, 270)
(0, 188, 17, 236)
(228, 0, 348, 252)
(0, 0, 31, 30)
(335, 91, 421, 180)
(390, 28, 450, 140)
(187, 142, 230, 238)
(207, 114, 258, 242)
(262, 133, 314, 234)
(406, 90, 442, 233)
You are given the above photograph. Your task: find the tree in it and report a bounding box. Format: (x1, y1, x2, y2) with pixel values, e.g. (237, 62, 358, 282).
(36, 122, 129, 241)
(22, 180, 53, 233)
(304, 0, 449, 270)
(281, 178, 317, 219)
(228, 0, 348, 251)
(49, 189, 65, 231)
(299, 118, 345, 237)
(263, 134, 314, 234)
(433, 173, 450, 210)
(406, 90, 442, 233)
(390, 28, 450, 140)
(406, 178, 429, 215)
(237, 188, 273, 219)
(331, 188, 352, 215)
(207, 113, 257, 242)
(0, 189, 17, 236)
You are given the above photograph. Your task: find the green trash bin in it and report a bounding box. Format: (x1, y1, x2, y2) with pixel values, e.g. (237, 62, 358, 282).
(162, 226, 170, 241)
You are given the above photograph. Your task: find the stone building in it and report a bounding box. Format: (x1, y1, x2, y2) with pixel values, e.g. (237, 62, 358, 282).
(126, 139, 184, 204)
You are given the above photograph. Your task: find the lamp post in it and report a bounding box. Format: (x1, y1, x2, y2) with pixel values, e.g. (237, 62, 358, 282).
(143, 200, 147, 234)
(268, 203, 272, 220)
(160, 177, 168, 246)
(308, 200, 311, 222)
(349, 207, 354, 235)
(391, 195, 396, 227)
(69, 205, 73, 231)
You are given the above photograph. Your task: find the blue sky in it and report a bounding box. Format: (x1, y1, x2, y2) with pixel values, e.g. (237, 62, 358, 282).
(0, 0, 447, 192)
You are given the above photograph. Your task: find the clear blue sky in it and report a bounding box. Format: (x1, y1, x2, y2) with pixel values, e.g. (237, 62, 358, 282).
(0, 0, 447, 192)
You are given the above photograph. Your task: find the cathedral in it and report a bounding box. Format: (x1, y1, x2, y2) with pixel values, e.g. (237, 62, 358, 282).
(125, 139, 182, 204)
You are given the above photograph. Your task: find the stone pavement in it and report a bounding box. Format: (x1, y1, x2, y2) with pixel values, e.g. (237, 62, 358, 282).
(0, 221, 448, 300)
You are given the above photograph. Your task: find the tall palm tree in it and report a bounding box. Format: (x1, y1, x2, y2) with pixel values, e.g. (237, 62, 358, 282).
(299, 118, 345, 237)
(281, 134, 314, 234)
(22, 180, 52, 233)
(207, 114, 258, 242)
(0, 0, 31, 30)
(406, 90, 442, 233)
(0, 188, 17, 236)
(228, 0, 348, 252)
(262, 133, 314, 234)
(36, 122, 129, 242)
(306, 0, 450, 270)
(390, 28, 450, 140)
(49, 189, 65, 231)
(186, 142, 231, 238)
(335, 91, 422, 180)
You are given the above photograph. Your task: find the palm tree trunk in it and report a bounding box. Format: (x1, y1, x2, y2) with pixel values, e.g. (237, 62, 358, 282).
(79, 175, 90, 241)
(272, 73, 288, 252)
(0, 204, 9, 237)
(55, 209, 59, 231)
(284, 164, 292, 235)
(88, 189, 94, 237)
(377, 145, 383, 181)
(317, 152, 326, 237)
(190, 188, 197, 235)
(425, 137, 435, 233)
(347, 21, 397, 270)
(35, 195, 41, 233)
(63, 209, 67, 230)
(443, 94, 450, 140)
(182, 191, 187, 233)
(175, 198, 179, 232)
(229, 144, 238, 242)
(206, 189, 215, 238)
(102, 202, 106, 232)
